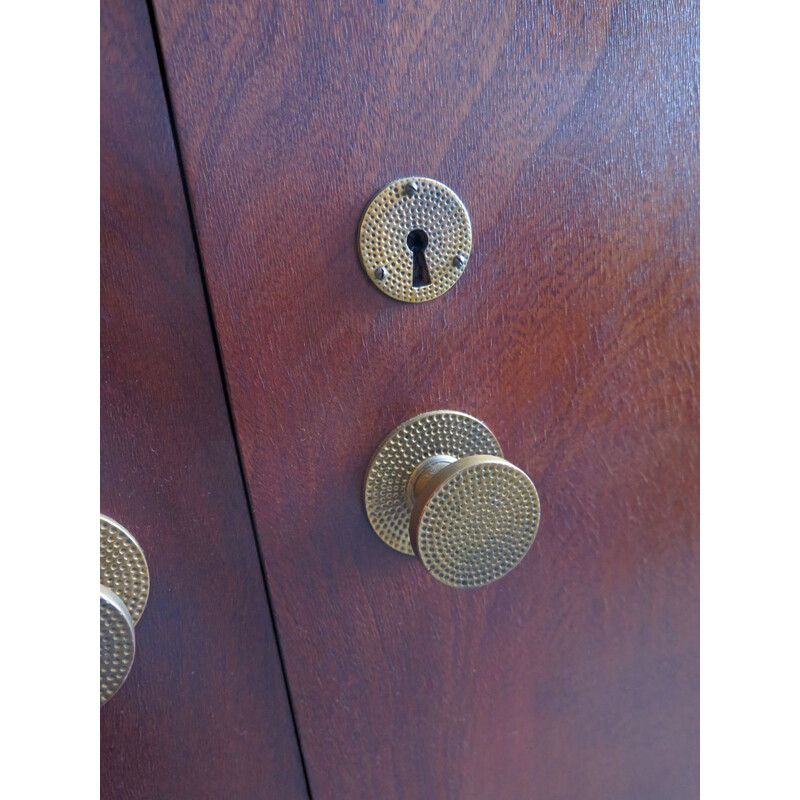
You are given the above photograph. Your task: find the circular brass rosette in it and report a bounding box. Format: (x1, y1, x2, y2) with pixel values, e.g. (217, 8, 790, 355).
(411, 455, 541, 588)
(358, 177, 472, 302)
(100, 514, 149, 624)
(364, 411, 503, 555)
(100, 585, 135, 705)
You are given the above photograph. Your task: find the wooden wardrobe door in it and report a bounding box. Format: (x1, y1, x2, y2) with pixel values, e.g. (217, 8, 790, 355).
(152, 2, 699, 798)
(101, 0, 308, 796)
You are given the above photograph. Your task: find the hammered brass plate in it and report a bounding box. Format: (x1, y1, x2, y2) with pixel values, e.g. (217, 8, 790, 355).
(100, 585, 135, 705)
(358, 177, 472, 302)
(411, 455, 541, 588)
(100, 514, 149, 624)
(364, 411, 502, 555)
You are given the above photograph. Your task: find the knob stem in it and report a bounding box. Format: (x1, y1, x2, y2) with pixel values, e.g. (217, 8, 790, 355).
(406, 455, 457, 507)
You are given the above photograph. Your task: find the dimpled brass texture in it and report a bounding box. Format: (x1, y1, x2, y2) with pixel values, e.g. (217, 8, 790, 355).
(100, 585, 135, 705)
(100, 514, 149, 625)
(411, 456, 541, 588)
(358, 177, 472, 302)
(364, 411, 503, 555)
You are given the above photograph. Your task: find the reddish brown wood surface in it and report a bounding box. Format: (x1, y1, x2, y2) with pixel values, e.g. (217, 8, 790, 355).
(153, 1, 699, 797)
(100, 0, 309, 796)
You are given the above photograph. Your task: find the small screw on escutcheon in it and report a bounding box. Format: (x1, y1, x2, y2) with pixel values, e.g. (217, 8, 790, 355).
(404, 181, 419, 197)
(374, 267, 386, 281)
(453, 254, 466, 269)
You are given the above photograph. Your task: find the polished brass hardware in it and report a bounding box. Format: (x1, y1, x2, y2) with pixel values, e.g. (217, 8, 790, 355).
(364, 411, 541, 587)
(100, 585, 135, 706)
(358, 177, 472, 302)
(100, 514, 149, 705)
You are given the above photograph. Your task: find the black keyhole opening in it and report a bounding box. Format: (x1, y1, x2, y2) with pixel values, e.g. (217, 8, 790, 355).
(407, 228, 431, 288)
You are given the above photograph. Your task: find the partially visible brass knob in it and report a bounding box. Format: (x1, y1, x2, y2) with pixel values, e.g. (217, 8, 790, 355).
(100, 584, 135, 706)
(364, 411, 541, 588)
(100, 514, 149, 705)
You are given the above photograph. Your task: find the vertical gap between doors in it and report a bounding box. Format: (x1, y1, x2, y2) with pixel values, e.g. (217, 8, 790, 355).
(143, 3, 315, 797)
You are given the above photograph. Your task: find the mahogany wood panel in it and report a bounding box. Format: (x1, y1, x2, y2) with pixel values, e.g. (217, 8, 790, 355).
(153, 1, 699, 797)
(101, 0, 308, 796)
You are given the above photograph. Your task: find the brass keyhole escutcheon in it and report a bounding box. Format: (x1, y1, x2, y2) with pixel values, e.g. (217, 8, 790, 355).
(364, 411, 541, 588)
(358, 177, 472, 302)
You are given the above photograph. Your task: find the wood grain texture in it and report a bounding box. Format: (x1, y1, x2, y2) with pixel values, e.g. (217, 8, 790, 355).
(100, 0, 308, 797)
(153, 1, 699, 797)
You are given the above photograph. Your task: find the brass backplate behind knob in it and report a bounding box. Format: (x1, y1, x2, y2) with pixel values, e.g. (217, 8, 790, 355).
(100, 514, 149, 624)
(364, 411, 502, 555)
(364, 411, 541, 588)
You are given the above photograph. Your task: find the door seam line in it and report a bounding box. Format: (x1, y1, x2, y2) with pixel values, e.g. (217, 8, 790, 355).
(143, 3, 315, 796)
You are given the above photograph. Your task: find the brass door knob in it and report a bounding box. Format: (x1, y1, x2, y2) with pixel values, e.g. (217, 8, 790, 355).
(100, 514, 149, 705)
(364, 411, 541, 588)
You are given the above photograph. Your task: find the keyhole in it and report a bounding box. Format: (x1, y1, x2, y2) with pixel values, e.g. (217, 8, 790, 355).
(407, 229, 431, 287)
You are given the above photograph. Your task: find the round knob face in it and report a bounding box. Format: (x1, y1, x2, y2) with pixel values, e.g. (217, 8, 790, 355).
(410, 456, 541, 588)
(100, 585, 135, 705)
